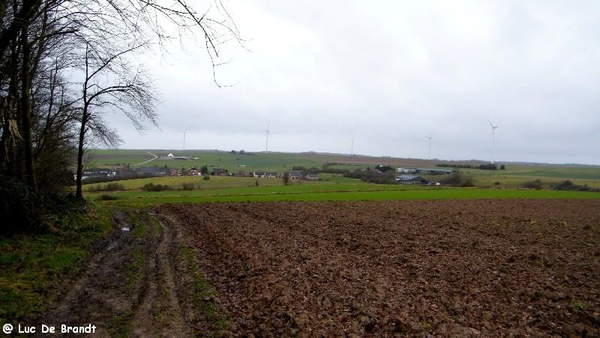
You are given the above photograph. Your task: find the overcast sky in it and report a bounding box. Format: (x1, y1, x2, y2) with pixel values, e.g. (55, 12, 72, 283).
(109, 0, 600, 165)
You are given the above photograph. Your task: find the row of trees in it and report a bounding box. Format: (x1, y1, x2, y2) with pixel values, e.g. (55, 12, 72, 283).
(436, 163, 506, 170)
(0, 0, 242, 234)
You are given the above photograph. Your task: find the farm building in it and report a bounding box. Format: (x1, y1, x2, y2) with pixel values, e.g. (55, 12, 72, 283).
(158, 153, 174, 160)
(253, 171, 278, 178)
(211, 168, 228, 176)
(288, 170, 319, 181)
(136, 166, 169, 176)
(78, 168, 116, 180)
(290, 170, 303, 180)
(396, 174, 429, 184)
(397, 168, 453, 175)
(305, 173, 319, 181)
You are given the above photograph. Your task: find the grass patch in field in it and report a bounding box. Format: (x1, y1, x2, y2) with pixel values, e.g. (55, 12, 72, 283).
(125, 246, 144, 293)
(179, 246, 230, 332)
(106, 310, 134, 338)
(0, 202, 112, 323)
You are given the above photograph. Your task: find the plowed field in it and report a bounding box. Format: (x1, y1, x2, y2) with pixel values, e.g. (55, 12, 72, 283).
(158, 199, 600, 337)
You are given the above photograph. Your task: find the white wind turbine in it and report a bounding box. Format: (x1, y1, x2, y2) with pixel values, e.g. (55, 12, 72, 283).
(350, 130, 356, 157)
(262, 122, 272, 153)
(179, 130, 187, 151)
(488, 118, 499, 164)
(425, 133, 433, 160)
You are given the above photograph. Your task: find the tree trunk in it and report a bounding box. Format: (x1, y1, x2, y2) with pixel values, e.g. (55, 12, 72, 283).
(21, 24, 36, 191)
(75, 107, 88, 199)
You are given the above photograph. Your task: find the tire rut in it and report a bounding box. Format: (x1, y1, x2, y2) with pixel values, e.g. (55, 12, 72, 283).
(131, 214, 187, 338)
(38, 209, 190, 338)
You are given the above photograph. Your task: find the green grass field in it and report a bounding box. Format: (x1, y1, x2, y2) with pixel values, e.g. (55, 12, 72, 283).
(88, 177, 600, 207)
(83, 149, 600, 206)
(99, 188, 600, 206)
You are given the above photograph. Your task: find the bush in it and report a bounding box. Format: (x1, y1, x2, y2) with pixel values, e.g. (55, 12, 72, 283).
(0, 178, 82, 235)
(552, 180, 599, 192)
(87, 182, 124, 192)
(203, 175, 210, 181)
(0, 178, 45, 235)
(141, 183, 170, 191)
(182, 182, 195, 191)
(99, 194, 119, 201)
(438, 172, 475, 187)
(522, 179, 543, 190)
(344, 168, 397, 184)
(460, 176, 474, 187)
(104, 183, 125, 191)
(282, 172, 290, 186)
(478, 163, 498, 170)
(87, 184, 103, 192)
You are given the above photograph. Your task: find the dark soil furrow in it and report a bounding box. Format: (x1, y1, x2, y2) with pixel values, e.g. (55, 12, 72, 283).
(158, 199, 600, 337)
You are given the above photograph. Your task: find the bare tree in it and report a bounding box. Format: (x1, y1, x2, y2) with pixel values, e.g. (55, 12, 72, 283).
(0, 0, 245, 229)
(74, 41, 157, 198)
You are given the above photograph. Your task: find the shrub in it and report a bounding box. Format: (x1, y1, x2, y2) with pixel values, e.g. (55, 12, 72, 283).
(104, 183, 125, 191)
(141, 183, 170, 191)
(478, 163, 498, 170)
(282, 172, 290, 186)
(87, 184, 102, 192)
(460, 176, 475, 187)
(552, 180, 599, 192)
(344, 168, 397, 184)
(182, 182, 195, 191)
(0, 178, 81, 235)
(522, 179, 543, 190)
(203, 175, 210, 181)
(438, 172, 474, 187)
(99, 194, 119, 201)
(0, 178, 45, 235)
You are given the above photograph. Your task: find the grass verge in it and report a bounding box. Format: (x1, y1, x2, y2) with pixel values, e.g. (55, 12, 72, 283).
(0, 201, 112, 324)
(179, 246, 230, 333)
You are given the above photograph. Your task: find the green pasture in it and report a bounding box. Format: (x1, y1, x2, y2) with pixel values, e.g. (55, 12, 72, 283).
(84, 174, 365, 192)
(87, 148, 600, 190)
(89, 179, 600, 207)
(443, 166, 600, 189)
(90, 149, 332, 172)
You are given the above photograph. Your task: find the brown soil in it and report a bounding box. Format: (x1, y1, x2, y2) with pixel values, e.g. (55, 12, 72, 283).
(158, 199, 600, 337)
(39, 199, 600, 337)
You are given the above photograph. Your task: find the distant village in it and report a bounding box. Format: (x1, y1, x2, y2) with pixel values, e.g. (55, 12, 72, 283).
(79, 152, 465, 186)
(79, 152, 320, 182)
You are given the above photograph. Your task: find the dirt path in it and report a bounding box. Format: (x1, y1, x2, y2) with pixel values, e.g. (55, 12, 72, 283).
(37, 209, 197, 338)
(132, 152, 158, 166)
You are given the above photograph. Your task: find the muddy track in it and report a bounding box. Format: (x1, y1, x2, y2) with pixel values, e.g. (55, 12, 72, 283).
(38, 209, 193, 338)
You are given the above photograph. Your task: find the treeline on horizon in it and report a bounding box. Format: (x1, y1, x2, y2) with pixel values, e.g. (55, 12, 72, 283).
(437, 163, 505, 170)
